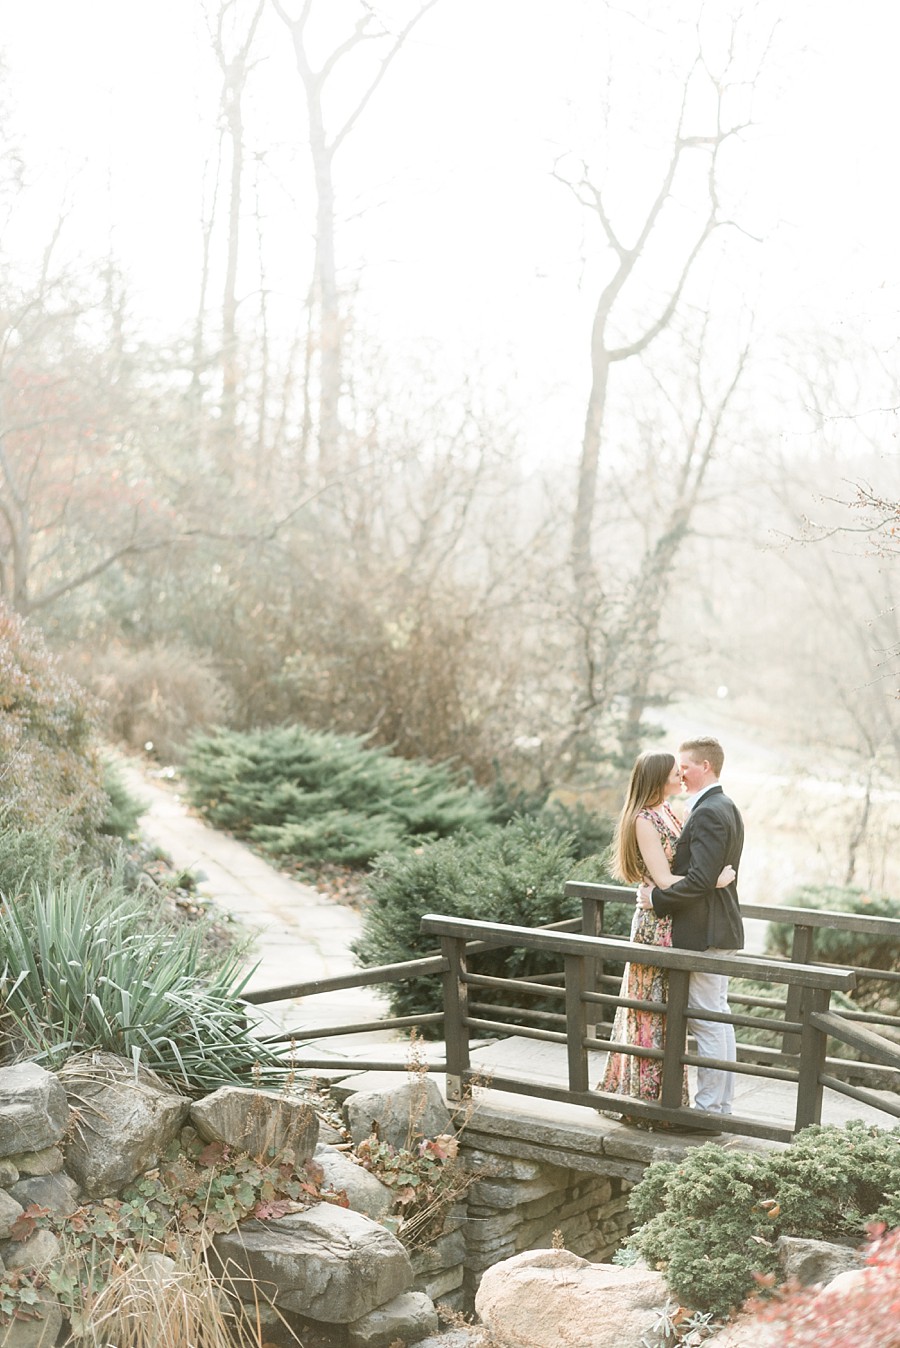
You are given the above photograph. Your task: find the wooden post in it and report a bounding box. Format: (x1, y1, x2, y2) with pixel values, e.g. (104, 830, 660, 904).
(565, 954, 589, 1093)
(660, 967, 690, 1110)
(783, 925, 815, 1055)
(582, 894, 604, 1042)
(794, 985, 830, 1132)
(441, 935, 470, 1102)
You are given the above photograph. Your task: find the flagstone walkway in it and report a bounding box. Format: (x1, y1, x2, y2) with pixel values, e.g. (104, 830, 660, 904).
(114, 753, 392, 1051)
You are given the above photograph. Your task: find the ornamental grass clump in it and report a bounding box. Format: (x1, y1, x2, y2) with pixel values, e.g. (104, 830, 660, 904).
(61, 1247, 251, 1348)
(0, 873, 284, 1095)
(46, 1232, 300, 1348)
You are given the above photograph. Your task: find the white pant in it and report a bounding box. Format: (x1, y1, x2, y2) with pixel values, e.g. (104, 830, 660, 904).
(688, 950, 738, 1114)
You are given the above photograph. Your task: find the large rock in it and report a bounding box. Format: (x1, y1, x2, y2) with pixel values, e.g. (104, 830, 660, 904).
(414, 1334, 480, 1348)
(0, 1190, 24, 1240)
(806, 1264, 895, 1318)
(4, 1229, 62, 1272)
(60, 1054, 190, 1197)
(314, 1147, 394, 1220)
(9, 1173, 79, 1218)
(775, 1234, 866, 1287)
(346, 1290, 439, 1348)
(0, 1064, 68, 1158)
(704, 1313, 782, 1347)
(6, 1148, 63, 1178)
(346, 1078, 452, 1151)
(475, 1248, 669, 1348)
(212, 1201, 413, 1323)
(0, 1287, 62, 1347)
(190, 1086, 318, 1163)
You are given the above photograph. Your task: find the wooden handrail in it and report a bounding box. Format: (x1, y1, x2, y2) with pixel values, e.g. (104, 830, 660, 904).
(245, 915, 587, 1005)
(418, 914, 857, 991)
(421, 912, 880, 1140)
(809, 1012, 900, 1069)
(565, 881, 900, 938)
(241, 953, 448, 1004)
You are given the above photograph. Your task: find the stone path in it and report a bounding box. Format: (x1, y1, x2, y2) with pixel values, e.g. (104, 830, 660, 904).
(114, 754, 393, 1054)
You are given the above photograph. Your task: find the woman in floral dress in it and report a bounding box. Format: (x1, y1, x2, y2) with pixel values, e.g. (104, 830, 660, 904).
(598, 751, 734, 1121)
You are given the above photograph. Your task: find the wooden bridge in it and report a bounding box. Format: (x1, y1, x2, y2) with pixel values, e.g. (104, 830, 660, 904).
(245, 884, 900, 1146)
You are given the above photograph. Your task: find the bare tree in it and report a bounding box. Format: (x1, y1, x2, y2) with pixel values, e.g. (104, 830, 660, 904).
(615, 341, 751, 761)
(0, 297, 157, 613)
(533, 319, 752, 777)
(532, 11, 777, 771)
(203, 0, 266, 463)
(270, 0, 438, 473)
(559, 16, 768, 595)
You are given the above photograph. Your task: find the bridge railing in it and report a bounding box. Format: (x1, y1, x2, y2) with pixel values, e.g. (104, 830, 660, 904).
(244, 887, 900, 1143)
(419, 912, 899, 1143)
(565, 881, 900, 1063)
(240, 918, 580, 1074)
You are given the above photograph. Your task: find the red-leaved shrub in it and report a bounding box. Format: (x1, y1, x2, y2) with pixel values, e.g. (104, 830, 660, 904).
(0, 601, 106, 852)
(758, 1225, 900, 1348)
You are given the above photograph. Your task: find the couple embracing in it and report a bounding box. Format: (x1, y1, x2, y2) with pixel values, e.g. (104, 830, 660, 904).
(599, 736, 744, 1125)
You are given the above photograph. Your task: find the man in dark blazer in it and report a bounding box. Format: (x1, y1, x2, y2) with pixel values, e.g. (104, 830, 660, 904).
(639, 736, 744, 1115)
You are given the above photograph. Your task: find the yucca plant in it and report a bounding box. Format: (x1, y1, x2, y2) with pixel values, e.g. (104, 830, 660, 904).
(0, 875, 285, 1095)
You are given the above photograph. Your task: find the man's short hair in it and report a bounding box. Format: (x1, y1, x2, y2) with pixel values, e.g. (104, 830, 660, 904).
(680, 736, 725, 776)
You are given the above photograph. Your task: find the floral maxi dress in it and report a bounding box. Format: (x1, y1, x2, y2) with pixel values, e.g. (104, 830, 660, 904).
(598, 803, 689, 1117)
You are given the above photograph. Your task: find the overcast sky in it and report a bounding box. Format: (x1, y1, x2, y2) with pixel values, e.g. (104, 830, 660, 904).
(3, 1, 900, 465)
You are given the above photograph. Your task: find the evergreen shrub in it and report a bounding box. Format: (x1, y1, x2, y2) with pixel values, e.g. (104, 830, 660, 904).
(98, 758, 145, 839)
(540, 797, 616, 861)
(182, 724, 498, 866)
(766, 884, 900, 1014)
(627, 1121, 900, 1318)
(0, 822, 61, 900)
(485, 771, 616, 860)
(352, 816, 617, 1024)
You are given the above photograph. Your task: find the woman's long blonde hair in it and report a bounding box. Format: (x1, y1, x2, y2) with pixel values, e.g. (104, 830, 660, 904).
(611, 751, 676, 883)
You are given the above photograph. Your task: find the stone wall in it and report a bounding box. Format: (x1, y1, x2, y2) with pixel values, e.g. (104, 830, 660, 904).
(0, 1057, 712, 1345)
(456, 1104, 647, 1304)
(409, 1205, 467, 1305)
(334, 1079, 701, 1316)
(0, 1059, 443, 1348)
(462, 1152, 631, 1293)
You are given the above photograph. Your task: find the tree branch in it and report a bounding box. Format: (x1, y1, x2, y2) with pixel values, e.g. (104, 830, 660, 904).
(331, 0, 439, 155)
(607, 213, 716, 362)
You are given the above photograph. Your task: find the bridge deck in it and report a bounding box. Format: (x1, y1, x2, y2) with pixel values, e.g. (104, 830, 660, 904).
(465, 1035, 898, 1135)
(294, 1029, 897, 1159)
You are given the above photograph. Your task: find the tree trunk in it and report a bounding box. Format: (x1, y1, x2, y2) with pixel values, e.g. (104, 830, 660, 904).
(307, 105, 340, 474)
(220, 90, 244, 465)
(571, 350, 610, 590)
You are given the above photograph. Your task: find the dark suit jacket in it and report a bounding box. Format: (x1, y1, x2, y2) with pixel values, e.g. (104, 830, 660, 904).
(650, 783, 744, 952)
